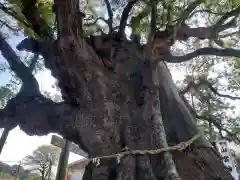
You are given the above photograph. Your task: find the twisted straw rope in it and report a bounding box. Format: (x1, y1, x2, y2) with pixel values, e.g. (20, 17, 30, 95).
(90, 133, 201, 163)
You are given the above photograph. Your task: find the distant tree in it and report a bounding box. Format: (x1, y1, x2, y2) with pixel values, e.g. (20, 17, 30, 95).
(22, 145, 60, 180)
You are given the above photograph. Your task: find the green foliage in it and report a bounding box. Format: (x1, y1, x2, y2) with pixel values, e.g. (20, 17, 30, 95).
(176, 47, 240, 143)
(6, 0, 35, 37)
(6, 0, 54, 38)
(231, 0, 240, 7)
(37, 0, 54, 26)
(131, 5, 151, 32)
(234, 58, 240, 69)
(0, 85, 14, 107)
(20, 25, 37, 38)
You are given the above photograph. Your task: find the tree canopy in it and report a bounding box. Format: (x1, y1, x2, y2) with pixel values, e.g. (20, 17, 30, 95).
(23, 145, 60, 180)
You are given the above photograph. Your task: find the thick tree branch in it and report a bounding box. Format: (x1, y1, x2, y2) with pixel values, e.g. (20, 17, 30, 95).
(214, 6, 240, 28)
(180, 78, 240, 100)
(169, 47, 240, 63)
(15, 36, 105, 106)
(201, 79, 240, 100)
(180, 82, 197, 96)
(149, 0, 157, 42)
(16, 37, 63, 92)
(175, 20, 235, 41)
(1, 92, 85, 145)
(196, 115, 240, 143)
(178, 0, 203, 23)
(0, 32, 39, 93)
(167, 0, 203, 41)
(104, 0, 113, 34)
(0, 3, 31, 29)
(20, 0, 53, 39)
(118, 0, 137, 38)
(0, 20, 21, 32)
(53, 0, 115, 106)
(167, 6, 237, 42)
(1, 83, 122, 157)
(84, 17, 108, 27)
(219, 30, 240, 38)
(54, 0, 95, 61)
(180, 94, 240, 143)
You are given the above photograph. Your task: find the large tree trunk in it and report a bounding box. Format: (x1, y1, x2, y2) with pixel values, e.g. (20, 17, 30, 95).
(42, 1, 234, 179)
(80, 62, 232, 180)
(4, 36, 232, 179)
(0, 0, 234, 180)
